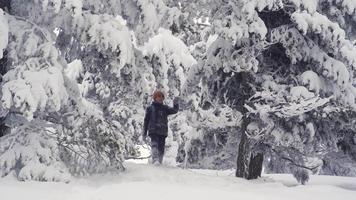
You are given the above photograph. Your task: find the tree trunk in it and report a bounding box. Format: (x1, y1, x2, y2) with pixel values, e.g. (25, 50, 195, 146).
(235, 72, 251, 178)
(247, 152, 264, 179)
(235, 72, 264, 179)
(235, 115, 250, 178)
(236, 117, 264, 179)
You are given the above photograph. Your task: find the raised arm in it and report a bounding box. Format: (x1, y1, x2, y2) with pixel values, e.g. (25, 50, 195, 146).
(166, 97, 179, 115)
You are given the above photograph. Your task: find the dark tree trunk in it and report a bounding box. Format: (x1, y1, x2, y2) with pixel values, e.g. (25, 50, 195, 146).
(239, 9, 292, 180)
(235, 72, 251, 178)
(247, 153, 264, 179)
(235, 72, 264, 179)
(236, 117, 264, 180)
(235, 115, 250, 178)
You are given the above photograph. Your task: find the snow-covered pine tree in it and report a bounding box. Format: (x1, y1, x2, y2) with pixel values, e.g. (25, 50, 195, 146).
(199, 0, 356, 183)
(164, 0, 356, 184)
(0, 6, 74, 181)
(0, 0, 139, 180)
(0, 0, 197, 180)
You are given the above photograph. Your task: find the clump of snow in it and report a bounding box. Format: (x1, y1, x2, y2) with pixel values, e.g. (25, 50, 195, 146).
(136, 0, 160, 32)
(0, 9, 8, 59)
(133, 0, 180, 44)
(140, 28, 196, 95)
(141, 28, 197, 70)
(290, 86, 315, 102)
(95, 82, 111, 99)
(80, 72, 95, 97)
(249, 17, 268, 39)
(241, 0, 324, 40)
(313, 56, 350, 89)
(305, 122, 315, 141)
(290, 0, 318, 13)
(1, 16, 71, 120)
(206, 34, 218, 51)
(2, 64, 69, 120)
(339, 0, 356, 14)
(213, 1, 272, 43)
(343, 85, 356, 108)
(242, 0, 283, 20)
(301, 70, 322, 93)
(73, 13, 134, 74)
(271, 25, 355, 107)
(65, 59, 83, 81)
(279, 96, 332, 117)
(193, 105, 242, 129)
(291, 10, 356, 70)
(246, 121, 263, 139)
(262, 75, 287, 92)
(80, 97, 103, 118)
(0, 125, 70, 182)
(1, 80, 37, 120)
(291, 11, 343, 36)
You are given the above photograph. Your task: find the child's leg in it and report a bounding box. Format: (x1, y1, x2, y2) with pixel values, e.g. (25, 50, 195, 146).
(158, 136, 166, 164)
(150, 135, 160, 164)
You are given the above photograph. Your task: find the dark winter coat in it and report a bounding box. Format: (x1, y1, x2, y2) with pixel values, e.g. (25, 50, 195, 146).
(143, 101, 179, 137)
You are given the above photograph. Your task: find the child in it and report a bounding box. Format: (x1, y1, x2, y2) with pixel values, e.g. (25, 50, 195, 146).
(142, 90, 179, 164)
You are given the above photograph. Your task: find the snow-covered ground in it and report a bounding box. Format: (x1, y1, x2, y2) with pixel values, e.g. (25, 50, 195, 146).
(0, 160, 355, 200)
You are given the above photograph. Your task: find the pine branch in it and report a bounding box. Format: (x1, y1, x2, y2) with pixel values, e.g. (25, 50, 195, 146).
(124, 155, 152, 160)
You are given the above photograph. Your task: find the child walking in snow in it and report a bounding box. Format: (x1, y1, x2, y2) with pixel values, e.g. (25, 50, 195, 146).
(142, 90, 179, 165)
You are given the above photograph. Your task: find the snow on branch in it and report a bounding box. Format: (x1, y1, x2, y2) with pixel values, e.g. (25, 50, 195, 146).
(271, 26, 356, 108)
(291, 10, 356, 69)
(1, 64, 69, 120)
(133, 0, 181, 44)
(141, 28, 197, 69)
(0, 16, 69, 121)
(246, 93, 332, 118)
(0, 124, 70, 182)
(72, 13, 134, 74)
(140, 28, 196, 97)
(212, 1, 269, 43)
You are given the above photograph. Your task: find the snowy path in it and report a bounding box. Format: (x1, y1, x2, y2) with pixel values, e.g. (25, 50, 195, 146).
(1, 162, 356, 200)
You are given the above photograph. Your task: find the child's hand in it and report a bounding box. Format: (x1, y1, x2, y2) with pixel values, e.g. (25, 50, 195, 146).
(173, 97, 180, 105)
